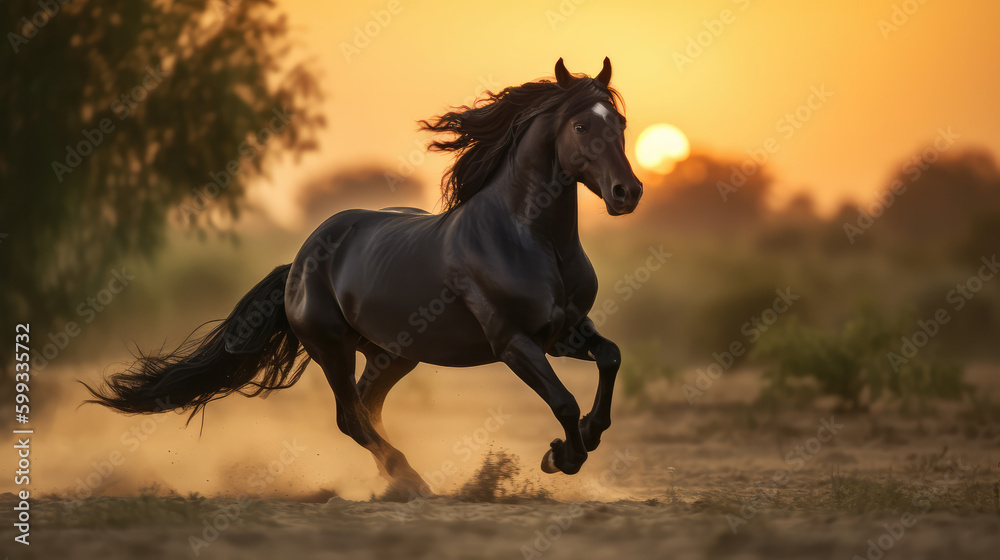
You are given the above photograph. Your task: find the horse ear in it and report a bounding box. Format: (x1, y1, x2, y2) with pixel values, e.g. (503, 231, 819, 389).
(554, 58, 572, 88)
(596, 57, 612, 87)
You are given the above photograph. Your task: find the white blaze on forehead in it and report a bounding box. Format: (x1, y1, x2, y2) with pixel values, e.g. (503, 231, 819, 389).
(591, 102, 613, 122)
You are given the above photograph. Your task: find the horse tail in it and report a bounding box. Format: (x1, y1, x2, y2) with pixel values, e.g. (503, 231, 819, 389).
(82, 264, 309, 422)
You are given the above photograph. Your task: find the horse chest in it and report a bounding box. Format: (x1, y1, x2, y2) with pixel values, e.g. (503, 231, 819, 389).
(556, 259, 598, 324)
(514, 252, 596, 333)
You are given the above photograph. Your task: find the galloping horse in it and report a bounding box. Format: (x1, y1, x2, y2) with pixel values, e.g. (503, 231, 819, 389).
(86, 58, 643, 496)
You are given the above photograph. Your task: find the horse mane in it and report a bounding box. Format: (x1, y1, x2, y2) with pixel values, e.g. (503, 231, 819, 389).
(420, 73, 625, 211)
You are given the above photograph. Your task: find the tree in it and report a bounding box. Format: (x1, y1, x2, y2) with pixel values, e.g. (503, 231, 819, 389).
(877, 149, 1000, 244)
(640, 153, 772, 235)
(297, 166, 426, 227)
(0, 0, 324, 412)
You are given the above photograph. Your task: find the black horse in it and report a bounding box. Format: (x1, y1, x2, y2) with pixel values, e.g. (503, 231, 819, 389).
(86, 58, 643, 496)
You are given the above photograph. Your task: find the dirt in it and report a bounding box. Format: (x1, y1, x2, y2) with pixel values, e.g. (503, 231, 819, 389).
(3, 361, 1000, 559)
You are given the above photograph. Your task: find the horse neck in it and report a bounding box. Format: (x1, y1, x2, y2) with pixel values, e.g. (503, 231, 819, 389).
(494, 115, 581, 250)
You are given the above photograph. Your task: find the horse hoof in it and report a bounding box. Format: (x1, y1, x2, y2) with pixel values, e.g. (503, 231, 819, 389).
(540, 448, 560, 474)
(379, 474, 435, 502)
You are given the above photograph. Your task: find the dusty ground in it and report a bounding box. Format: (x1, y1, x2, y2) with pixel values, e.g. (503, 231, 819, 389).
(2, 360, 1000, 559)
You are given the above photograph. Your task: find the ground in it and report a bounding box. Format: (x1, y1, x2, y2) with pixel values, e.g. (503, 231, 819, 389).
(2, 362, 999, 559)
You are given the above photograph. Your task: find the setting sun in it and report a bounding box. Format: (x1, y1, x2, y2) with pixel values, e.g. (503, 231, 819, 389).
(635, 123, 691, 174)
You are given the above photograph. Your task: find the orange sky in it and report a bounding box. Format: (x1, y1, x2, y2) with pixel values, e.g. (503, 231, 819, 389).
(254, 0, 1000, 224)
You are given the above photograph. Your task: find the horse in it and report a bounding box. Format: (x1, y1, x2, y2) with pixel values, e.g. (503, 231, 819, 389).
(84, 57, 643, 497)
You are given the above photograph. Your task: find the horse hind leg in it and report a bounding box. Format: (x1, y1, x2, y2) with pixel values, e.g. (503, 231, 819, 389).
(318, 343, 430, 499)
(356, 342, 418, 441)
(291, 311, 429, 500)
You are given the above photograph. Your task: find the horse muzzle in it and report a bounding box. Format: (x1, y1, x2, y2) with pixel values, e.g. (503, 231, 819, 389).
(605, 180, 643, 215)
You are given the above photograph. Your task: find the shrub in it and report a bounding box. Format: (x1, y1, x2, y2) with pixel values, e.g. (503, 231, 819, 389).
(753, 306, 967, 413)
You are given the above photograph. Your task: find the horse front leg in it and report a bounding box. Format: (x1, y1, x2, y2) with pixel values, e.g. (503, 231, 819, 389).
(500, 334, 588, 475)
(551, 318, 621, 452)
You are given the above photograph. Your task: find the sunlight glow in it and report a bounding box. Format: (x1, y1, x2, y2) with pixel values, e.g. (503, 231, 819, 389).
(634, 123, 691, 174)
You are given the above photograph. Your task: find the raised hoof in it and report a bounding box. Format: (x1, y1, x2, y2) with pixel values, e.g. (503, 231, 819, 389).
(541, 448, 560, 474)
(539, 438, 585, 475)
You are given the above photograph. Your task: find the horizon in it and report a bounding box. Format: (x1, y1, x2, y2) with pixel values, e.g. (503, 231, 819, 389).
(234, 0, 1000, 227)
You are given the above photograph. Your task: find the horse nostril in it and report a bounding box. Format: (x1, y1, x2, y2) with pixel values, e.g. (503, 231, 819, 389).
(612, 184, 626, 201)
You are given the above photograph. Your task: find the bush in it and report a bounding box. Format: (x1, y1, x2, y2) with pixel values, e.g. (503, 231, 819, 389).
(753, 306, 967, 413)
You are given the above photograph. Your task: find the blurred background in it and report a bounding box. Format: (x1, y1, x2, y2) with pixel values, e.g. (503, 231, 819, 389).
(2, 0, 1000, 504)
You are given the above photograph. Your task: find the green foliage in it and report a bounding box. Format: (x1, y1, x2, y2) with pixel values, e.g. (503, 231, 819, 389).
(753, 306, 968, 412)
(0, 0, 323, 371)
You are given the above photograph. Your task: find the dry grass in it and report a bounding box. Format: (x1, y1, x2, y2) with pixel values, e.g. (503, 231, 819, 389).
(826, 474, 999, 514)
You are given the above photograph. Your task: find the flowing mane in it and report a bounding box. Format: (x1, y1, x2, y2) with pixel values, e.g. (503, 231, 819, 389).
(420, 74, 625, 210)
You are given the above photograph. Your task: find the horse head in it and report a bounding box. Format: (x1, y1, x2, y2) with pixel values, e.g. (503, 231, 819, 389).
(553, 57, 643, 215)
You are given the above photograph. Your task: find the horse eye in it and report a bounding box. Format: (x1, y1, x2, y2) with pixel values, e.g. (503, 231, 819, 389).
(574, 124, 587, 134)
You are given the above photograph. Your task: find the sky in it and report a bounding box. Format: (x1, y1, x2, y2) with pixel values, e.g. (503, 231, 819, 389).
(252, 0, 1000, 224)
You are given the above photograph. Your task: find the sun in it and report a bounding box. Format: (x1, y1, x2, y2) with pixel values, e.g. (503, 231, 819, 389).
(634, 124, 691, 174)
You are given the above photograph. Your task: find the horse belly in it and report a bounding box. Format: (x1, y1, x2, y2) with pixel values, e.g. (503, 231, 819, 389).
(357, 301, 496, 367)
(341, 273, 497, 367)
